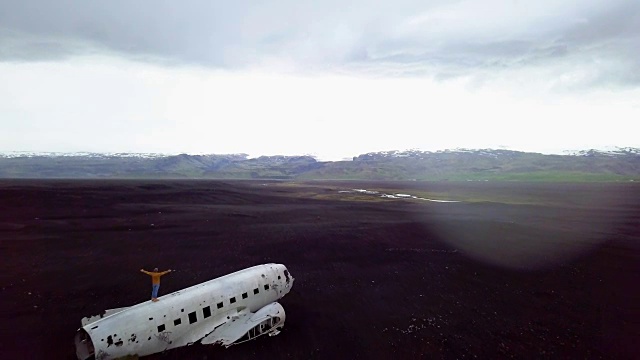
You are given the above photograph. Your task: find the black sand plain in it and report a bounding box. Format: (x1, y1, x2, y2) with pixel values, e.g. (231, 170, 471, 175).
(1, 180, 639, 359)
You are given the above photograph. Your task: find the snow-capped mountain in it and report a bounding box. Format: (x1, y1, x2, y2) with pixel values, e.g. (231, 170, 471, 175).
(562, 147, 640, 157)
(0, 148, 638, 180)
(0, 151, 201, 159)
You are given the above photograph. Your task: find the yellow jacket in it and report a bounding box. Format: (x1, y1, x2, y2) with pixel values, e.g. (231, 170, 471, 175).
(141, 269, 171, 285)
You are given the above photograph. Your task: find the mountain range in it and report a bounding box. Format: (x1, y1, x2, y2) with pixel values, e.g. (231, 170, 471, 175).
(1, 148, 639, 181)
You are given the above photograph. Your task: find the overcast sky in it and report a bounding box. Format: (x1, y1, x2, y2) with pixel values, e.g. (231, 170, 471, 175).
(1, 0, 638, 160)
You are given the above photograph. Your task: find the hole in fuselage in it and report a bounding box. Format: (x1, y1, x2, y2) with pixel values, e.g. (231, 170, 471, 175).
(74, 329, 95, 360)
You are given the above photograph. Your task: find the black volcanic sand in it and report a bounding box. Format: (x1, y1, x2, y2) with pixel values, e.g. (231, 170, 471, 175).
(1, 180, 639, 359)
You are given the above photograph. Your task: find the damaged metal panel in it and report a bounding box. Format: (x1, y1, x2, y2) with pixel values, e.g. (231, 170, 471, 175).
(200, 302, 286, 346)
(81, 307, 130, 327)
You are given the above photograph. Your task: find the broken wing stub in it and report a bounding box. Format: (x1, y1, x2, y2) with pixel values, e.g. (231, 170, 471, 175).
(201, 302, 286, 347)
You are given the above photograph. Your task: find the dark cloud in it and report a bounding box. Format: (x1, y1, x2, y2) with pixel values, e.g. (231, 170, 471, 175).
(1, 0, 638, 86)
(0, 0, 249, 65)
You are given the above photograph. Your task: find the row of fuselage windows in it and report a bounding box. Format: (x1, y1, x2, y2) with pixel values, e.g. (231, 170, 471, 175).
(156, 283, 271, 333)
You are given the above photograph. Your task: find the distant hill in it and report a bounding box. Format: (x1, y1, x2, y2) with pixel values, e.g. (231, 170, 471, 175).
(301, 148, 640, 181)
(1, 148, 639, 181)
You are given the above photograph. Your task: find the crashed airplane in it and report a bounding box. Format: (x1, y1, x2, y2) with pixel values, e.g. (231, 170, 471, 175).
(75, 263, 294, 360)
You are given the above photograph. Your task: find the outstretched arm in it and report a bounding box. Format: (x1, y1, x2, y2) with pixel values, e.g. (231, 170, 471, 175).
(161, 269, 172, 275)
(140, 269, 151, 275)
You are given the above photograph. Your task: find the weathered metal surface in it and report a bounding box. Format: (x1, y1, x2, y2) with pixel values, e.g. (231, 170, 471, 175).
(81, 307, 130, 327)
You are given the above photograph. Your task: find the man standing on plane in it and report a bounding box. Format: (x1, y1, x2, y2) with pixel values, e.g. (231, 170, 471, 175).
(140, 267, 172, 302)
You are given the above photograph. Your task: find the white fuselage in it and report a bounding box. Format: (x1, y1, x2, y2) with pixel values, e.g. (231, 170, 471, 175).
(76, 263, 293, 359)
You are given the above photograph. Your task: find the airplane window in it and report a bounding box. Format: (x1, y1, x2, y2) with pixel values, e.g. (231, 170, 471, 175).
(264, 284, 269, 290)
(174, 318, 181, 326)
(157, 324, 165, 332)
(253, 288, 259, 295)
(242, 292, 248, 299)
(230, 297, 236, 304)
(278, 275, 281, 280)
(217, 302, 223, 309)
(188, 311, 197, 324)
(203, 306, 211, 318)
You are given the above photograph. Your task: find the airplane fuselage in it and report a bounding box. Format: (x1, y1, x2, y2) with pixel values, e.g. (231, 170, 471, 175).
(75, 263, 294, 359)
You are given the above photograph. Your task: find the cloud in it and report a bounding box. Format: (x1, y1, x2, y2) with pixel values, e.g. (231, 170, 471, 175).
(347, 1, 640, 86)
(1, 53, 638, 159)
(0, 0, 638, 86)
